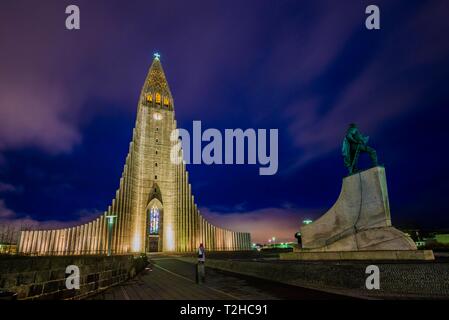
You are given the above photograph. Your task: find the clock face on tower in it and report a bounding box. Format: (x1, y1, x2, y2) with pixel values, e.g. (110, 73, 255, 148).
(153, 112, 162, 121)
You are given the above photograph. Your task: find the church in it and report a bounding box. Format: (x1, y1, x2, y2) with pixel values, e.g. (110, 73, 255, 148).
(17, 55, 251, 255)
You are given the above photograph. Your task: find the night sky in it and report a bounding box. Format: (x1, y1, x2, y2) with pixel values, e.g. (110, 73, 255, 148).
(1, 0, 449, 243)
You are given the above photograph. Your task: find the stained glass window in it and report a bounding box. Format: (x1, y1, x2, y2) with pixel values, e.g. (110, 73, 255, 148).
(155, 93, 161, 104)
(149, 206, 159, 235)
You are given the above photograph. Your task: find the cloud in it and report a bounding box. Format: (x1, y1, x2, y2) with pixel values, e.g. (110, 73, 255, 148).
(0, 199, 15, 218)
(200, 206, 319, 243)
(267, 1, 360, 89)
(284, 0, 449, 170)
(0, 182, 16, 193)
(0, 1, 147, 155)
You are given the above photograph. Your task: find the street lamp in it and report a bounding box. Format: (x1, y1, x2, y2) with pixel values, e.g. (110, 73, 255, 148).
(105, 214, 117, 256)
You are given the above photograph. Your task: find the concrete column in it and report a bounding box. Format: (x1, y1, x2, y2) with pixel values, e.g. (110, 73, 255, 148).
(204, 223, 208, 250)
(37, 231, 44, 255)
(98, 217, 103, 254)
(238, 233, 242, 250)
(187, 190, 192, 251)
(202, 222, 206, 250)
(116, 189, 123, 254)
(29, 231, 35, 254)
(17, 231, 23, 253)
(98, 216, 103, 254)
(176, 162, 180, 251)
(20, 231, 26, 253)
(79, 225, 84, 255)
(216, 228, 221, 251)
(62, 229, 67, 254)
(58, 230, 64, 255)
(74, 226, 80, 254)
(33, 231, 39, 254)
(64, 228, 68, 255)
(120, 186, 126, 253)
(207, 223, 211, 251)
(51, 230, 56, 255)
(84, 222, 91, 254)
(42, 231, 48, 254)
(54, 230, 60, 255)
(53, 230, 59, 255)
(28, 231, 34, 253)
(81, 224, 86, 254)
(181, 168, 185, 252)
(92, 220, 97, 254)
(62, 229, 67, 255)
(58, 229, 64, 255)
(23, 231, 30, 253)
(50, 230, 56, 255)
(101, 215, 107, 254)
(110, 201, 117, 253)
(91, 221, 96, 254)
(35, 231, 41, 254)
(184, 170, 188, 252)
(86, 222, 91, 254)
(60, 229, 65, 255)
(69, 228, 74, 255)
(210, 226, 214, 251)
(20, 231, 30, 253)
(85, 223, 91, 254)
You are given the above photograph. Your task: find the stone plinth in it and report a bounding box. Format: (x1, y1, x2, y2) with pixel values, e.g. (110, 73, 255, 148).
(300, 167, 419, 253)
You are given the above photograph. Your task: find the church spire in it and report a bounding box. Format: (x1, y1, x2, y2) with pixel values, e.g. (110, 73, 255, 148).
(142, 53, 173, 108)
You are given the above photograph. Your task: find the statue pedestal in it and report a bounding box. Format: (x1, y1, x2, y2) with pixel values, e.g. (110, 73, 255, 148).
(282, 166, 434, 261)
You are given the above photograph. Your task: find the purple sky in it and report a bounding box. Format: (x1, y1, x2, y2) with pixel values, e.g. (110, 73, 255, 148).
(1, 0, 449, 243)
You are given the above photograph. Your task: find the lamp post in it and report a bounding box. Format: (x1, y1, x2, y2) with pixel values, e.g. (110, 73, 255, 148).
(106, 214, 117, 256)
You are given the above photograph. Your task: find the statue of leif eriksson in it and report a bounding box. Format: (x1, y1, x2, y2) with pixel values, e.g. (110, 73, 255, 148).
(342, 123, 378, 175)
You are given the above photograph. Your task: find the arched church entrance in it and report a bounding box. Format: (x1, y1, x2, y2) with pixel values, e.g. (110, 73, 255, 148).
(146, 198, 163, 252)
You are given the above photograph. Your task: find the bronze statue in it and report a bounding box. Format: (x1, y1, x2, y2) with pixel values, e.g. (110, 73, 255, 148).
(342, 123, 378, 175)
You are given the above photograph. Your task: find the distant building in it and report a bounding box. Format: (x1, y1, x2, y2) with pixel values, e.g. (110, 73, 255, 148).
(0, 243, 17, 255)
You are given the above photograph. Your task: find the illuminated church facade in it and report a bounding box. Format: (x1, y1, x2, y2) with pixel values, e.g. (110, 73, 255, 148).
(18, 55, 251, 255)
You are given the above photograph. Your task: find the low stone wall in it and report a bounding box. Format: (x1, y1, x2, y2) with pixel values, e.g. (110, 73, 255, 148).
(177, 257, 449, 299)
(0, 254, 148, 300)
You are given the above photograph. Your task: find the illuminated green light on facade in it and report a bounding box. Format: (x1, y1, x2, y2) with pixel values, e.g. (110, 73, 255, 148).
(303, 219, 313, 225)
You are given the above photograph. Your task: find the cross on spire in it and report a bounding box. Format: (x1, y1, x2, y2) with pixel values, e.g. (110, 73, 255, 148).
(153, 52, 161, 60)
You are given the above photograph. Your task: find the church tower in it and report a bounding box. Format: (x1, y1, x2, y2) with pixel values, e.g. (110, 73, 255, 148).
(18, 54, 251, 255)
